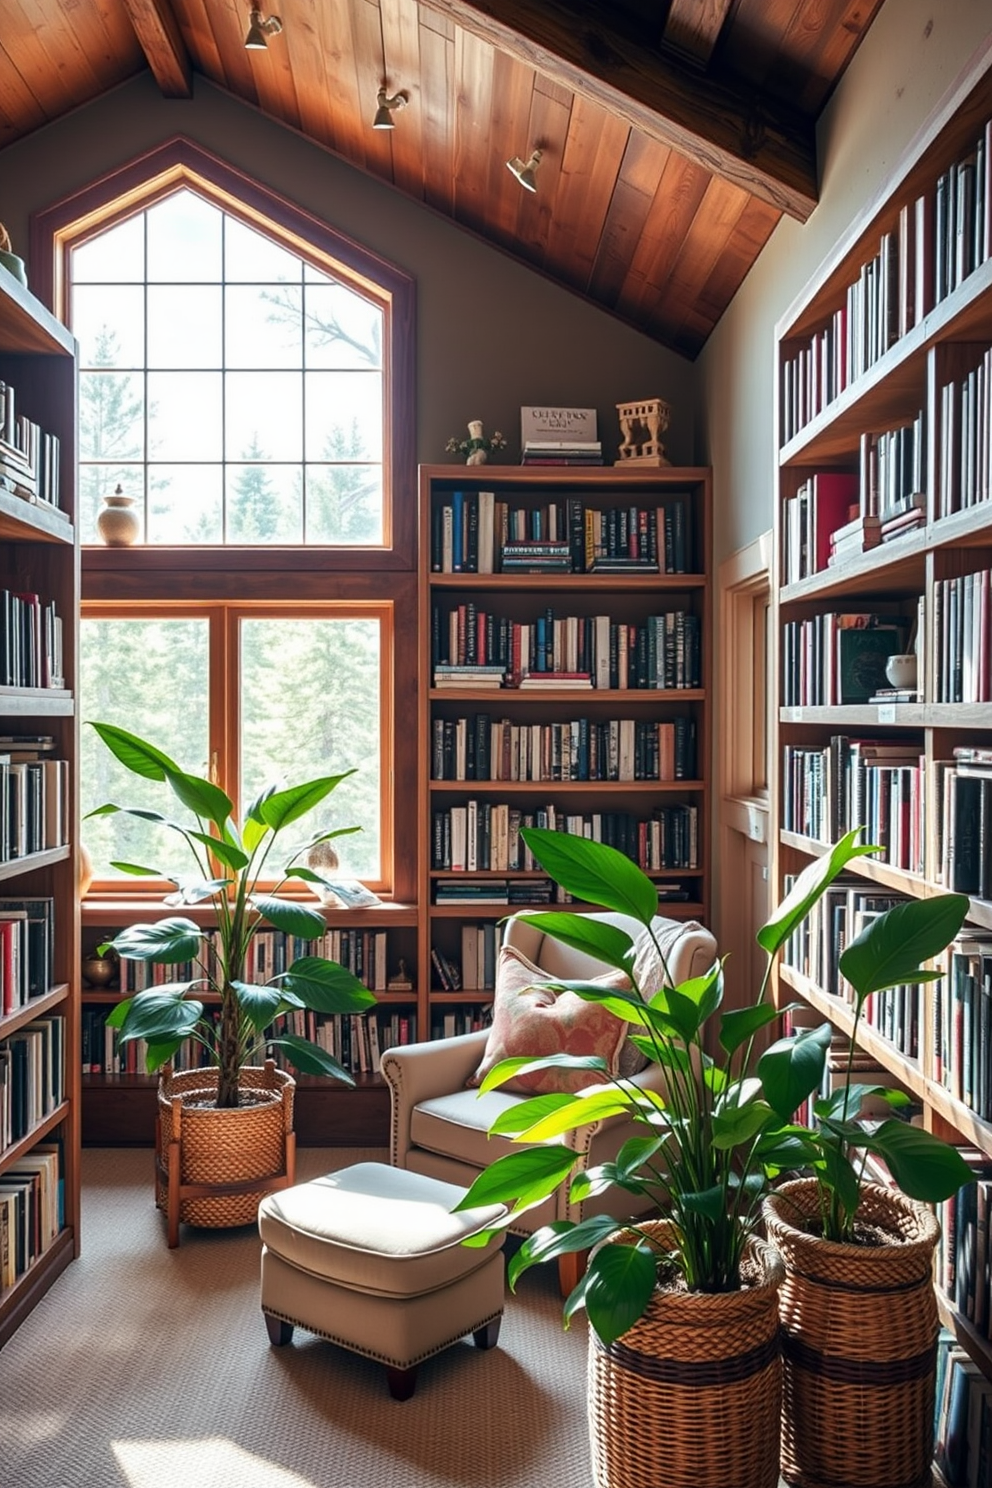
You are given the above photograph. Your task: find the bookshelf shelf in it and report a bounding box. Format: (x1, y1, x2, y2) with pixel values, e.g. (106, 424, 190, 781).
(419, 462, 711, 1014)
(0, 267, 79, 1348)
(773, 43, 992, 1400)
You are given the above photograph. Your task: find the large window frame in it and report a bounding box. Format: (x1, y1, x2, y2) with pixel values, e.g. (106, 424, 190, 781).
(33, 139, 418, 904)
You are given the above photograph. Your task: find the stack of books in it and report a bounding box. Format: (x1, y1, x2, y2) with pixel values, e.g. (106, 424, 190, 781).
(829, 513, 881, 563)
(519, 406, 603, 466)
(433, 664, 505, 690)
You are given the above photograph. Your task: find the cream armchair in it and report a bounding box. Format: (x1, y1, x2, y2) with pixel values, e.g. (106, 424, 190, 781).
(380, 910, 717, 1292)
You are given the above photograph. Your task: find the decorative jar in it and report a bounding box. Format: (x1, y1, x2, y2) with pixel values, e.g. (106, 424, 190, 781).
(97, 485, 141, 546)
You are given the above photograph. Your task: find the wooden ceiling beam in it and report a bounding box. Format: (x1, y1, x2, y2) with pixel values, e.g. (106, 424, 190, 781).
(663, 0, 735, 67)
(418, 0, 817, 221)
(122, 0, 192, 98)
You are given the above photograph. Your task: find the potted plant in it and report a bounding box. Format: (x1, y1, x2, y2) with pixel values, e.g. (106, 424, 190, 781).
(760, 890, 972, 1488)
(454, 826, 972, 1488)
(88, 722, 377, 1245)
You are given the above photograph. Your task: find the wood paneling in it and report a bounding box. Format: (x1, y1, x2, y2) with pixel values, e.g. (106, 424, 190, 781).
(3, 0, 884, 357)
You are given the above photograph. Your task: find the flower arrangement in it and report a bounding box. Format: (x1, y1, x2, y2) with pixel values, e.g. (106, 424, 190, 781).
(445, 419, 507, 464)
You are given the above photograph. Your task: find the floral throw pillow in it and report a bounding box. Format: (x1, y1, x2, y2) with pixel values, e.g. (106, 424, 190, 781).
(468, 944, 631, 1096)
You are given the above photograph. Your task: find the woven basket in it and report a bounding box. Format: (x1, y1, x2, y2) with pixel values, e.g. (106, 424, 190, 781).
(587, 1223, 785, 1488)
(764, 1178, 940, 1488)
(156, 1064, 295, 1229)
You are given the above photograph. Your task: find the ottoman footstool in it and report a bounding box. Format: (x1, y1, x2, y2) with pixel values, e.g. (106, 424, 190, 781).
(258, 1162, 506, 1399)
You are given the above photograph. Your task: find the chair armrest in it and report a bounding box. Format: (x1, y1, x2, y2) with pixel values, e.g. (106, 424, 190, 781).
(380, 1030, 490, 1165)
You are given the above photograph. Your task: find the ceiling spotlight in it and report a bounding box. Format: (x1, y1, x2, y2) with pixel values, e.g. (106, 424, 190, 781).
(373, 88, 408, 130)
(506, 148, 542, 193)
(244, 7, 282, 49)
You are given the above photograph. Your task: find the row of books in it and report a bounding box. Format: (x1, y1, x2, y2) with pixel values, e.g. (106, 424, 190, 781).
(939, 1168, 992, 1341)
(935, 934, 992, 1120)
(109, 926, 393, 994)
(933, 1326, 992, 1487)
(431, 714, 697, 784)
(0, 378, 61, 509)
(780, 117, 992, 445)
(456, 922, 502, 991)
(781, 612, 909, 707)
(429, 1006, 490, 1039)
(0, 1144, 62, 1294)
(0, 1016, 64, 1154)
(939, 752, 992, 899)
(434, 877, 557, 906)
(782, 472, 857, 583)
(1, 753, 70, 864)
(430, 802, 700, 873)
(430, 491, 694, 574)
(933, 569, 992, 703)
(781, 738, 924, 873)
(0, 589, 65, 689)
(938, 342, 992, 518)
(0, 897, 56, 1014)
(433, 605, 702, 692)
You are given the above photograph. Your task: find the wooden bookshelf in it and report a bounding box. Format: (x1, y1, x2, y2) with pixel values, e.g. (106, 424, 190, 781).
(772, 39, 992, 1407)
(418, 462, 711, 1025)
(0, 264, 80, 1348)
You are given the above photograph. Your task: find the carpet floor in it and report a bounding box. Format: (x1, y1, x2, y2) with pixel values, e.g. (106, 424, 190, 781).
(0, 1148, 593, 1488)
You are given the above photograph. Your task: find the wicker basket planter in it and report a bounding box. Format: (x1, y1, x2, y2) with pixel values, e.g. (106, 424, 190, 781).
(155, 1061, 296, 1247)
(587, 1224, 785, 1488)
(764, 1178, 941, 1488)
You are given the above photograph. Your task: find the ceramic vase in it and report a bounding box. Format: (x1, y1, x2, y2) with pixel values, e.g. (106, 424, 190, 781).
(97, 485, 140, 546)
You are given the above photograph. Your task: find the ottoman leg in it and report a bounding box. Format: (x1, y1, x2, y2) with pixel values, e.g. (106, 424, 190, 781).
(264, 1312, 295, 1346)
(386, 1365, 417, 1401)
(473, 1318, 501, 1350)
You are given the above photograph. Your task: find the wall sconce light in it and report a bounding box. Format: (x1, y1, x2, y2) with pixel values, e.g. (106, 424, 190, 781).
(373, 88, 408, 130)
(244, 8, 283, 49)
(506, 148, 542, 193)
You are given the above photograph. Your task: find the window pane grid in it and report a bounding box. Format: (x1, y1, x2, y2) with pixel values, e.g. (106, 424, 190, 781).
(72, 189, 385, 546)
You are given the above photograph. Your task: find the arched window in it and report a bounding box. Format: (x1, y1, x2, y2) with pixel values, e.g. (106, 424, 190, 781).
(33, 140, 417, 897)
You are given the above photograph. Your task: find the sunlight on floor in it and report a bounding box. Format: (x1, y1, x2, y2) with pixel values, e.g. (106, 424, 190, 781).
(113, 1438, 318, 1488)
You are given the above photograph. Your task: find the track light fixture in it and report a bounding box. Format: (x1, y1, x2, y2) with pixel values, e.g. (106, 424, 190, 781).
(506, 148, 542, 193)
(373, 88, 408, 130)
(244, 7, 282, 49)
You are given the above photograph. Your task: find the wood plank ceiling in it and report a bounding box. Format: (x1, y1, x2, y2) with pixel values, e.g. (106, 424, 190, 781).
(0, 0, 883, 357)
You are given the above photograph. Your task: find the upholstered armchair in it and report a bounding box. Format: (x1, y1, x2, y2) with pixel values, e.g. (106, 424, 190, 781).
(380, 910, 717, 1292)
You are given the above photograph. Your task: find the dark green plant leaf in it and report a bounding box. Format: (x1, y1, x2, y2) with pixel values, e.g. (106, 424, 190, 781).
(815, 1084, 910, 1121)
(570, 1161, 650, 1201)
(584, 1239, 658, 1345)
(87, 722, 180, 782)
(284, 867, 325, 884)
(511, 911, 636, 975)
(839, 894, 970, 1001)
(757, 829, 875, 955)
(758, 1022, 832, 1120)
(507, 1216, 622, 1290)
(109, 918, 203, 965)
(187, 831, 250, 871)
(865, 1120, 976, 1201)
(452, 1145, 579, 1213)
(711, 1099, 775, 1150)
(109, 861, 160, 877)
(679, 1185, 725, 1221)
(117, 988, 203, 1044)
(719, 1002, 783, 1056)
(257, 773, 355, 832)
(615, 1134, 667, 1177)
(251, 897, 327, 941)
(631, 1036, 688, 1074)
(231, 982, 284, 1033)
(817, 1140, 861, 1221)
(756, 1129, 821, 1171)
(104, 997, 133, 1029)
(267, 1035, 356, 1084)
(277, 957, 377, 1014)
(519, 827, 658, 923)
(163, 768, 233, 830)
(144, 1037, 186, 1073)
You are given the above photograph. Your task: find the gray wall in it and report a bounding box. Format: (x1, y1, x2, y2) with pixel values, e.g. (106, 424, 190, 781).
(699, 0, 992, 565)
(0, 71, 696, 467)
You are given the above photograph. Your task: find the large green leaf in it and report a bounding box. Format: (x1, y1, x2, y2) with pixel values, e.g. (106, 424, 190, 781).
(719, 1002, 783, 1056)
(758, 1023, 832, 1121)
(117, 988, 203, 1043)
(109, 917, 203, 964)
(839, 894, 969, 1001)
(187, 831, 250, 872)
(230, 981, 284, 1033)
(512, 1086, 639, 1141)
(865, 1120, 975, 1201)
(519, 827, 658, 923)
(452, 1144, 579, 1212)
(477, 1052, 609, 1095)
(267, 1034, 356, 1084)
(488, 1092, 576, 1136)
(87, 722, 180, 782)
(583, 1238, 658, 1345)
(251, 896, 327, 941)
(711, 1098, 775, 1150)
(277, 956, 377, 1013)
(510, 912, 636, 974)
(507, 1216, 622, 1290)
(757, 829, 875, 955)
(256, 773, 355, 833)
(163, 768, 233, 830)
(679, 1185, 725, 1220)
(817, 1140, 861, 1218)
(110, 861, 161, 877)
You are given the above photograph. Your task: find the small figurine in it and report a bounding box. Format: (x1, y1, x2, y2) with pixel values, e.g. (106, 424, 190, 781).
(445, 420, 507, 465)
